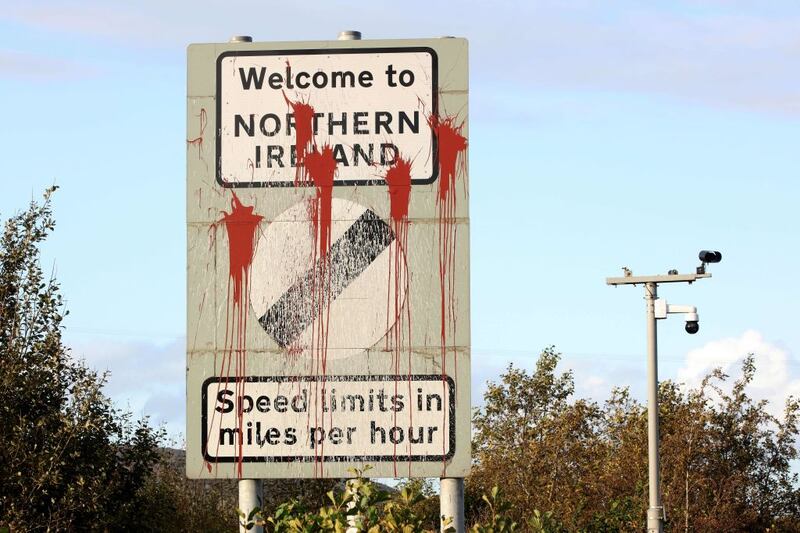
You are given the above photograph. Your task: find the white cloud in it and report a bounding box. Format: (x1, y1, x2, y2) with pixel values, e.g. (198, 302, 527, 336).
(678, 330, 800, 419)
(67, 336, 186, 438)
(581, 375, 608, 399)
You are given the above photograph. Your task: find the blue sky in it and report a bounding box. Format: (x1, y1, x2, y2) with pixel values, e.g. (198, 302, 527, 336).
(1, 1, 798, 440)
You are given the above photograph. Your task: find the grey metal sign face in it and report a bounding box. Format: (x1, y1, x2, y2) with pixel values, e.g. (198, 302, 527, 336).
(186, 37, 469, 479)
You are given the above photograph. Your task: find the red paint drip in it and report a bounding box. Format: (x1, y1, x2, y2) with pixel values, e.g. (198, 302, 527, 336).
(303, 145, 338, 476)
(284, 92, 315, 184)
(221, 192, 264, 306)
(385, 157, 412, 222)
(304, 145, 337, 259)
(384, 155, 414, 476)
(428, 114, 467, 202)
(187, 108, 207, 154)
(284, 86, 336, 476)
(429, 113, 467, 475)
(217, 191, 263, 477)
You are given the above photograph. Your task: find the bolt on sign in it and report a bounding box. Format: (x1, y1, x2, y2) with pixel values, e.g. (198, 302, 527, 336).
(186, 37, 469, 479)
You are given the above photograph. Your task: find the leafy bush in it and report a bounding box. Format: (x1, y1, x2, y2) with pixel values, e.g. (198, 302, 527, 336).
(248, 473, 563, 533)
(0, 189, 163, 531)
(248, 467, 412, 532)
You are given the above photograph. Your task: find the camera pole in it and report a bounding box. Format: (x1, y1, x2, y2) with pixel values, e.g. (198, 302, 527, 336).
(644, 281, 662, 533)
(606, 266, 714, 533)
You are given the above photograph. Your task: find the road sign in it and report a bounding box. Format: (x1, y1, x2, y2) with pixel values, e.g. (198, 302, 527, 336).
(187, 37, 469, 479)
(252, 198, 404, 359)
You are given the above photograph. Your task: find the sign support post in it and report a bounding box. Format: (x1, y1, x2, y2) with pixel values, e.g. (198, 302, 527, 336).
(440, 477, 465, 532)
(225, 35, 266, 533)
(238, 478, 263, 533)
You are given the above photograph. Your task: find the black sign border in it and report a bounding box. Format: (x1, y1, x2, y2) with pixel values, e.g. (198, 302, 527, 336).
(201, 374, 456, 463)
(215, 47, 440, 188)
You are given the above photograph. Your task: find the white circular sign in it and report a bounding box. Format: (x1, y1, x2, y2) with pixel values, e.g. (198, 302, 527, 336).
(250, 198, 407, 359)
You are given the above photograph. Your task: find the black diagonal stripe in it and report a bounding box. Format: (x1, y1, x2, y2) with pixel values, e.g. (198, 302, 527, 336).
(259, 209, 395, 348)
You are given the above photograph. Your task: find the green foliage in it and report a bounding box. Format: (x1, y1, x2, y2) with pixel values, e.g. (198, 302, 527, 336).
(254, 467, 445, 533)
(251, 474, 576, 533)
(394, 478, 440, 530)
(0, 189, 164, 531)
(470, 486, 518, 533)
(584, 497, 638, 532)
(128, 449, 238, 532)
(527, 509, 565, 533)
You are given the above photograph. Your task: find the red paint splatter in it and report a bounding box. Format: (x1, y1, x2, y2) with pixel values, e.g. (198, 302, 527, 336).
(428, 114, 468, 203)
(428, 113, 467, 474)
(384, 156, 413, 476)
(385, 157, 413, 222)
(284, 90, 334, 475)
(187, 108, 207, 155)
(287, 130, 338, 474)
(304, 145, 337, 259)
(210, 191, 264, 477)
(286, 88, 365, 477)
(284, 92, 315, 185)
(221, 192, 264, 306)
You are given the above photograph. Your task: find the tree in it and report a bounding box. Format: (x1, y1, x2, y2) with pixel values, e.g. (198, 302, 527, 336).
(469, 346, 800, 532)
(658, 358, 800, 531)
(0, 189, 163, 531)
(470, 347, 610, 529)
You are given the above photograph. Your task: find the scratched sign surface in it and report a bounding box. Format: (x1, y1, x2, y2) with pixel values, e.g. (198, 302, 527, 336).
(186, 37, 469, 479)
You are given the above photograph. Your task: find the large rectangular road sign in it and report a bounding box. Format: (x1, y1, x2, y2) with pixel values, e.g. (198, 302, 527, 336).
(186, 37, 469, 479)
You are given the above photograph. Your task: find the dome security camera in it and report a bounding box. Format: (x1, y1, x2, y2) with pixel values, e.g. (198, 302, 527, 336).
(655, 300, 700, 335)
(684, 311, 699, 334)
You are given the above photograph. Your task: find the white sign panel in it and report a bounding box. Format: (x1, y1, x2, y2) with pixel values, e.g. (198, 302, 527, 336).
(203, 375, 454, 463)
(250, 198, 406, 360)
(217, 49, 436, 186)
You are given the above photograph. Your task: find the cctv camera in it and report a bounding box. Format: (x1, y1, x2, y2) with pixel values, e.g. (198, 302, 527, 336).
(654, 299, 701, 334)
(698, 250, 722, 264)
(684, 311, 699, 334)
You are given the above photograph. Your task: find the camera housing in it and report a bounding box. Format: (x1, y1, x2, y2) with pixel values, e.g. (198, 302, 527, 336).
(698, 250, 722, 264)
(697, 250, 722, 273)
(684, 311, 699, 334)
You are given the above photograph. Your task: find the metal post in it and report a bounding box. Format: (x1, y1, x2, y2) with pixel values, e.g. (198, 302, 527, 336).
(238, 479, 263, 533)
(440, 477, 465, 532)
(645, 282, 663, 533)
